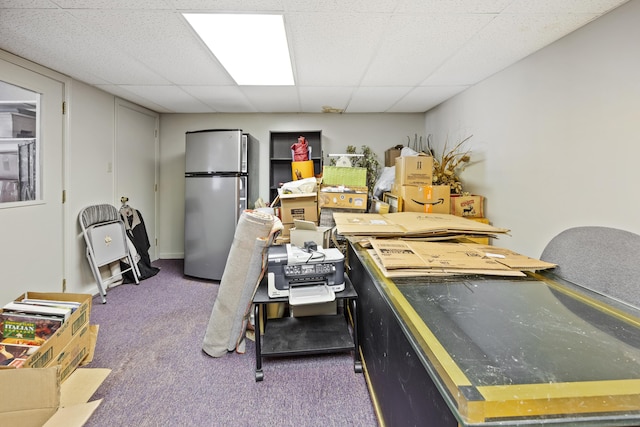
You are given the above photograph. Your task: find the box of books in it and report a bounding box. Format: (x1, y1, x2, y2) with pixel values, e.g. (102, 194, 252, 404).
(45, 323, 98, 383)
(0, 292, 92, 371)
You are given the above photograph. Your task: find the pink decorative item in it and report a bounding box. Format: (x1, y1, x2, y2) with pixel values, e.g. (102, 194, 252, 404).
(291, 136, 309, 161)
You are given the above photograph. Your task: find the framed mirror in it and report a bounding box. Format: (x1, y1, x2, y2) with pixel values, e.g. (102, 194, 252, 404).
(0, 80, 39, 204)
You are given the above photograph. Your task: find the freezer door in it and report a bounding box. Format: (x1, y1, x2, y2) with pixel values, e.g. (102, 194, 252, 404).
(185, 129, 243, 173)
(184, 175, 245, 280)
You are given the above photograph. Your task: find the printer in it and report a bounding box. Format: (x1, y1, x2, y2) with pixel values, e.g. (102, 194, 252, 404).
(267, 244, 345, 304)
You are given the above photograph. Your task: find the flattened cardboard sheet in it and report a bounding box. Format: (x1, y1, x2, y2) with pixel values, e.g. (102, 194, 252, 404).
(369, 240, 555, 275)
(333, 212, 509, 237)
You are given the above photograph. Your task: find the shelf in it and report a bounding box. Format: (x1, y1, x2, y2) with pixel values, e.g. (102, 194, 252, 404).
(269, 130, 322, 202)
(254, 275, 361, 381)
(261, 315, 354, 356)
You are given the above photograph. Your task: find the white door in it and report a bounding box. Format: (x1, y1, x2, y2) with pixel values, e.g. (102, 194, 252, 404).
(0, 57, 65, 305)
(115, 99, 158, 260)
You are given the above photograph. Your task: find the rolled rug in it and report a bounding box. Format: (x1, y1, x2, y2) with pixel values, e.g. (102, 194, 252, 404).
(202, 210, 276, 357)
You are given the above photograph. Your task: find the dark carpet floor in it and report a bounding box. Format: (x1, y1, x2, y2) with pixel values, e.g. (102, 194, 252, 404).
(84, 259, 378, 427)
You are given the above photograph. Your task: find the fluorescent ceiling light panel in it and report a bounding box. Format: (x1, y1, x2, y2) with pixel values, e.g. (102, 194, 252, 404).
(184, 13, 294, 86)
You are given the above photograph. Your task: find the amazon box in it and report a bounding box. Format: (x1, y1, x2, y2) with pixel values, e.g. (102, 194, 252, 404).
(397, 185, 450, 214)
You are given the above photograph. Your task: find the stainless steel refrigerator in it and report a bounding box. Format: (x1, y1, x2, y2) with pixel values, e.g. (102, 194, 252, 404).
(184, 129, 259, 280)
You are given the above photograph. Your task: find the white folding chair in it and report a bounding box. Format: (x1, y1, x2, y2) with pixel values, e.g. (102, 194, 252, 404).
(79, 204, 140, 303)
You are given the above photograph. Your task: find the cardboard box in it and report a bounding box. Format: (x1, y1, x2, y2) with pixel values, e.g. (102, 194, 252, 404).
(46, 324, 98, 384)
(383, 192, 402, 213)
(322, 166, 367, 188)
(396, 185, 450, 214)
(279, 193, 318, 224)
(385, 147, 402, 167)
(318, 189, 368, 210)
(450, 195, 484, 218)
(0, 366, 110, 427)
(395, 155, 433, 186)
(1, 292, 92, 370)
(290, 220, 332, 249)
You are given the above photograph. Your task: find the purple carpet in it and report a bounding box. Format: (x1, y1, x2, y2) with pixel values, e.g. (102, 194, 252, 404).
(84, 259, 378, 426)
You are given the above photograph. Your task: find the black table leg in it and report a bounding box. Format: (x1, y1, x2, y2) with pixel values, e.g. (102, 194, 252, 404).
(254, 303, 264, 381)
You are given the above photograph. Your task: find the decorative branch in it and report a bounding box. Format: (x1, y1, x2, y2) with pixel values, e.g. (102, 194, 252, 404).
(432, 135, 473, 194)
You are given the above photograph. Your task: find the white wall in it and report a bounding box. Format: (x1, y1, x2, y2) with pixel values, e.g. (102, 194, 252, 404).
(158, 113, 424, 258)
(66, 79, 119, 296)
(0, 50, 158, 304)
(424, 0, 640, 258)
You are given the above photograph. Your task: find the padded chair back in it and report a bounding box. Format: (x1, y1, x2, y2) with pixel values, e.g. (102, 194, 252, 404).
(79, 203, 139, 303)
(540, 226, 640, 308)
(80, 204, 119, 228)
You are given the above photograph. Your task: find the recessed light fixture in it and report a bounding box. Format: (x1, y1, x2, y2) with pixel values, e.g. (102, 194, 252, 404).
(183, 13, 294, 86)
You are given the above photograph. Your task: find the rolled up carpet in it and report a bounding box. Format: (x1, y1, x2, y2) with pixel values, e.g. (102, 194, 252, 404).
(202, 210, 277, 357)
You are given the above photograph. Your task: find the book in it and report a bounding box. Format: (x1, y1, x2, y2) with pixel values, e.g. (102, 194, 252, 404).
(0, 342, 39, 366)
(2, 301, 71, 321)
(20, 298, 81, 313)
(1, 312, 64, 345)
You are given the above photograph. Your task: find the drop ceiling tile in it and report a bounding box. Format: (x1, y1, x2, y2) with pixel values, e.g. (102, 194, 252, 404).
(165, 0, 285, 12)
(120, 85, 212, 113)
(502, 0, 629, 14)
(66, 9, 234, 85)
(94, 84, 173, 113)
(181, 85, 258, 113)
(283, 0, 400, 13)
(423, 13, 599, 86)
(388, 85, 469, 113)
(240, 86, 300, 112)
(48, 0, 173, 9)
(0, 0, 58, 8)
(0, 9, 170, 85)
(298, 86, 355, 113)
(362, 13, 494, 86)
(346, 87, 413, 113)
(288, 12, 390, 86)
(397, 0, 512, 14)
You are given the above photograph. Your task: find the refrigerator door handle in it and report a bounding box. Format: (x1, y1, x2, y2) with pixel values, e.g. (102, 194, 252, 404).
(238, 177, 247, 215)
(241, 134, 248, 173)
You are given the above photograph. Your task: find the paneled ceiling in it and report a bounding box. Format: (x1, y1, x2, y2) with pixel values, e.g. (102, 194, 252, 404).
(0, 0, 629, 113)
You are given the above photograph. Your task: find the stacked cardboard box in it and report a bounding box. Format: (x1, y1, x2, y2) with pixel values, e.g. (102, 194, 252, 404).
(279, 192, 319, 238)
(318, 165, 368, 211)
(391, 154, 451, 214)
(395, 155, 433, 186)
(395, 184, 451, 214)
